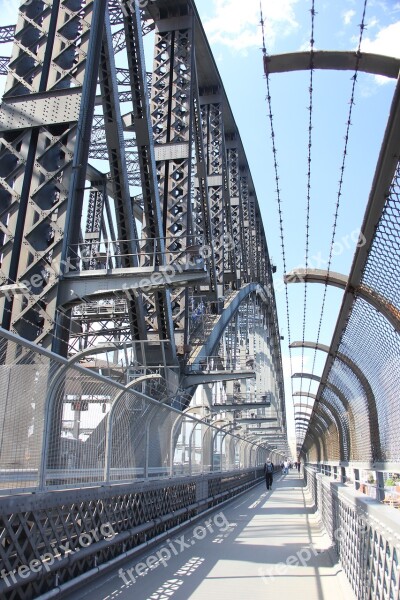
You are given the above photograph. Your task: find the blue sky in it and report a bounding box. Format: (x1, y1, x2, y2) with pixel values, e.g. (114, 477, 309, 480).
(195, 0, 399, 447)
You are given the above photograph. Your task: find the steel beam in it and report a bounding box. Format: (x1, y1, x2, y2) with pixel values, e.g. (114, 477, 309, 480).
(58, 265, 208, 307)
(122, 3, 176, 349)
(236, 418, 278, 424)
(0, 0, 108, 350)
(96, 11, 147, 343)
(211, 402, 273, 411)
(0, 25, 15, 44)
(264, 51, 400, 78)
(181, 370, 255, 387)
(285, 269, 400, 332)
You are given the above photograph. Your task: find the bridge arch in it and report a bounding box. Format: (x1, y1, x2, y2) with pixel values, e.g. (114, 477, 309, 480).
(284, 270, 400, 333)
(295, 415, 329, 460)
(294, 393, 348, 461)
(290, 342, 381, 459)
(297, 403, 340, 460)
(292, 373, 360, 459)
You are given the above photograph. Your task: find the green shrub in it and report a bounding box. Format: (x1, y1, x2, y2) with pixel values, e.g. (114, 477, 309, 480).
(385, 478, 395, 487)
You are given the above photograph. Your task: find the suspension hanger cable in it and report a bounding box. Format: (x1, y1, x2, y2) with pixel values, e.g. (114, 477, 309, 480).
(305, 0, 369, 419)
(260, 1, 295, 438)
(299, 0, 317, 438)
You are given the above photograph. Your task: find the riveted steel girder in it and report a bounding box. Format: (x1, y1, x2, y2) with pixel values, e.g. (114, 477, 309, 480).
(0, 0, 108, 351)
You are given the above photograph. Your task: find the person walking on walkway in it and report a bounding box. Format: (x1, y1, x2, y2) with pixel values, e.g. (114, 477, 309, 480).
(264, 459, 274, 490)
(297, 460, 301, 474)
(283, 459, 289, 475)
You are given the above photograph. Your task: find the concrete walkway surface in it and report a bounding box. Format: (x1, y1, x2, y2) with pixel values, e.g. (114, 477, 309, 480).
(67, 471, 355, 600)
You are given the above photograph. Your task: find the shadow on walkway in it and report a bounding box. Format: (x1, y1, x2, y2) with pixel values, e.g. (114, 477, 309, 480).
(69, 472, 355, 600)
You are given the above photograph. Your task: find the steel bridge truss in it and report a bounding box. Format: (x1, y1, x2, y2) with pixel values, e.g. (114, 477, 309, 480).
(0, 0, 281, 405)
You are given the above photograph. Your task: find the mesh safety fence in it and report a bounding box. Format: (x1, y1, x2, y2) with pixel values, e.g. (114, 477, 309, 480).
(321, 387, 351, 460)
(0, 329, 270, 492)
(305, 161, 400, 462)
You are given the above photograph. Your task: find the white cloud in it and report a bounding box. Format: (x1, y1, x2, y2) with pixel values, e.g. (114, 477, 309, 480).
(298, 41, 319, 52)
(203, 0, 299, 53)
(361, 21, 400, 84)
(361, 20, 400, 57)
(343, 9, 356, 25)
(368, 17, 379, 29)
(282, 352, 309, 380)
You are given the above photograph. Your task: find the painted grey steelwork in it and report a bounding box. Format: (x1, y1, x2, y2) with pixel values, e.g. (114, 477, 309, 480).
(0, 0, 284, 422)
(0, 25, 15, 44)
(0, 21, 287, 585)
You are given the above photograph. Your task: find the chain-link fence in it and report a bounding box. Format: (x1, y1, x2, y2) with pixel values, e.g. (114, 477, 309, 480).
(304, 160, 400, 463)
(0, 327, 273, 493)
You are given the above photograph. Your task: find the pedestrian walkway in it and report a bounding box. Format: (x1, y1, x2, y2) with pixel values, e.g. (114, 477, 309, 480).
(69, 472, 355, 600)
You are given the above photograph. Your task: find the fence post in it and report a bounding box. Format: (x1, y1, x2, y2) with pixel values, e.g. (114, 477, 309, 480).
(341, 466, 346, 483)
(354, 468, 360, 491)
(104, 375, 162, 483)
(376, 470, 385, 502)
(169, 412, 183, 477)
(39, 364, 63, 491)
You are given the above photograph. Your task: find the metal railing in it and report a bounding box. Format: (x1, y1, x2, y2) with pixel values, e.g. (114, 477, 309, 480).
(305, 465, 400, 599)
(306, 460, 400, 511)
(67, 236, 208, 271)
(185, 355, 257, 373)
(0, 469, 264, 600)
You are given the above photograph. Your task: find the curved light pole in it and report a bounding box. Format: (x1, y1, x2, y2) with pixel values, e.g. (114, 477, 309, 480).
(169, 405, 209, 476)
(104, 374, 162, 482)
